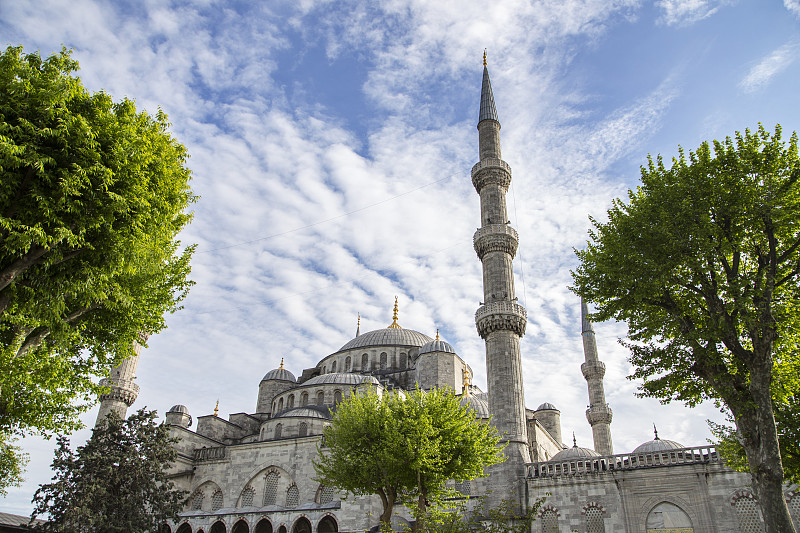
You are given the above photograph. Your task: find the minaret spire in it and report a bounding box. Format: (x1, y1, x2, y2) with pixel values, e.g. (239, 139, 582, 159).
(95, 332, 148, 426)
(472, 57, 530, 504)
(581, 298, 614, 455)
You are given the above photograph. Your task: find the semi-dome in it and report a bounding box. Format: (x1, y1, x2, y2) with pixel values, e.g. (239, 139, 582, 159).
(168, 404, 189, 414)
(277, 407, 331, 420)
(262, 362, 296, 383)
(536, 402, 559, 411)
(337, 327, 433, 352)
(303, 373, 380, 387)
(633, 428, 685, 453)
(419, 338, 456, 355)
(460, 394, 490, 419)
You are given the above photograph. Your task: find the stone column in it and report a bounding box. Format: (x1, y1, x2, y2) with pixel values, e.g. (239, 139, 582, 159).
(581, 299, 613, 455)
(95, 332, 147, 426)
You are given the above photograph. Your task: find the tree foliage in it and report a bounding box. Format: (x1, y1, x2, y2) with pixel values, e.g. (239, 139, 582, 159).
(314, 387, 504, 528)
(31, 409, 187, 532)
(0, 44, 195, 485)
(572, 125, 800, 533)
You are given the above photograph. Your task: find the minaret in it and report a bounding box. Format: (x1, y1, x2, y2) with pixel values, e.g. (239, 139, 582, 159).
(472, 53, 531, 496)
(581, 299, 613, 455)
(94, 332, 147, 426)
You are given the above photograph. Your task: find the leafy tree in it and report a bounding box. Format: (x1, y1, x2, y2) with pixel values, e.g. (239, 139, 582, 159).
(572, 125, 800, 533)
(31, 408, 187, 532)
(0, 431, 27, 496)
(314, 388, 504, 529)
(0, 45, 195, 488)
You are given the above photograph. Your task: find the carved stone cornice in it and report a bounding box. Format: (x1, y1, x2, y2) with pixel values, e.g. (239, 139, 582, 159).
(474, 224, 519, 259)
(98, 378, 139, 407)
(475, 301, 527, 338)
(585, 404, 613, 425)
(581, 360, 606, 380)
(471, 158, 511, 193)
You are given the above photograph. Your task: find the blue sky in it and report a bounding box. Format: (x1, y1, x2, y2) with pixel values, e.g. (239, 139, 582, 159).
(2, 0, 800, 515)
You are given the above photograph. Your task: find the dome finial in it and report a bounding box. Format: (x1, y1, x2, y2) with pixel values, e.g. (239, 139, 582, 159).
(388, 296, 401, 329)
(436, 328, 440, 341)
(573, 432, 577, 447)
(654, 424, 659, 440)
(280, 357, 284, 369)
(214, 399, 219, 417)
(483, 49, 487, 67)
(462, 368, 472, 396)
(356, 313, 361, 337)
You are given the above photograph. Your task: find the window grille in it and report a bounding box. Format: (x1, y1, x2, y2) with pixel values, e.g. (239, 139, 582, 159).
(211, 490, 223, 511)
(540, 509, 558, 532)
(191, 490, 204, 510)
(586, 505, 605, 533)
(455, 480, 470, 495)
(286, 484, 299, 508)
(299, 423, 308, 437)
(790, 493, 800, 529)
(241, 486, 255, 507)
(380, 352, 387, 369)
(263, 472, 279, 506)
(735, 494, 765, 533)
(362, 353, 368, 370)
(319, 485, 336, 504)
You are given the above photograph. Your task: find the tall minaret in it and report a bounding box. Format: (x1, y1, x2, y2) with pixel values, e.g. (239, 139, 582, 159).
(94, 332, 147, 426)
(472, 53, 531, 496)
(581, 299, 613, 455)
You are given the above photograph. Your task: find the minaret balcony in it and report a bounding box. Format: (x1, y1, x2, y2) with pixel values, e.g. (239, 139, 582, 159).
(581, 360, 606, 380)
(474, 224, 519, 259)
(586, 404, 613, 425)
(475, 301, 527, 338)
(471, 158, 511, 193)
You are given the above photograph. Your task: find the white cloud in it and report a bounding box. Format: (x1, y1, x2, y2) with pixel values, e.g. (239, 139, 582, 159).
(739, 40, 800, 93)
(656, 0, 725, 26)
(786, 0, 800, 18)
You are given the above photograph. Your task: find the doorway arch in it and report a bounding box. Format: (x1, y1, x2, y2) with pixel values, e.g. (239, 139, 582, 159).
(318, 516, 338, 533)
(291, 517, 312, 533)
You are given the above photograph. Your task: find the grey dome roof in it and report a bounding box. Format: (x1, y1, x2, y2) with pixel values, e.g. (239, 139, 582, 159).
(633, 437, 685, 454)
(303, 373, 380, 387)
(460, 395, 490, 419)
(262, 367, 297, 382)
(536, 402, 559, 411)
(338, 328, 433, 352)
(419, 339, 456, 355)
(277, 407, 331, 420)
(168, 404, 188, 414)
(551, 444, 600, 461)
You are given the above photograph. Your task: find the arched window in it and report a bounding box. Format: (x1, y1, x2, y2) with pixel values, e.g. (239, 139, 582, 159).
(263, 472, 279, 506)
(210, 522, 226, 533)
(647, 502, 693, 531)
(211, 489, 224, 511)
(292, 518, 311, 533)
(334, 390, 342, 404)
(540, 506, 559, 532)
(732, 492, 764, 533)
(299, 423, 308, 437)
(240, 486, 255, 507)
(300, 392, 308, 406)
(455, 480, 470, 496)
(318, 485, 336, 504)
(287, 395, 294, 409)
(361, 353, 368, 370)
(331, 360, 337, 372)
(407, 354, 413, 368)
(317, 391, 325, 405)
(318, 516, 338, 533)
(380, 352, 387, 369)
(232, 520, 250, 533)
(274, 423, 282, 439)
(277, 398, 284, 412)
(400, 353, 407, 370)
(584, 503, 605, 533)
(286, 484, 299, 508)
(255, 519, 273, 533)
(190, 490, 204, 510)
(345, 356, 351, 371)
(322, 365, 326, 374)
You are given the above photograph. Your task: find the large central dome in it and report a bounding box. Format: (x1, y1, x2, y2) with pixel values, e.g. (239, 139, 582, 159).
(337, 327, 433, 352)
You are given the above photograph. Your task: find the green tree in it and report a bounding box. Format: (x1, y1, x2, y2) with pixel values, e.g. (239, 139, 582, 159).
(314, 388, 504, 529)
(0, 45, 195, 489)
(0, 431, 27, 496)
(31, 409, 187, 532)
(572, 125, 800, 533)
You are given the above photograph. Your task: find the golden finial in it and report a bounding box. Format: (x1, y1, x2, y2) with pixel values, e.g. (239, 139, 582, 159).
(214, 400, 219, 417)
(462, 368, 471, 396)
(280, 357, 284, 369)
(483, 49, 487, 67)
(435, 329, 440, 341)
(356, 313, 361, 336)
(388, 296, 401, 329)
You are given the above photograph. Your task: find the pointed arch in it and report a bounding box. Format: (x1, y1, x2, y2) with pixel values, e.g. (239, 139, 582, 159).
(345, 356, 351, 371)
(274, 423, 282, 439)
(176, 525, 192, 533)
(255, 519, 273, 533)
(300, 391, 308, 406)
(582, 502, 606, 533)
(646, 501, 693, 530)
(539, 505, 559, 532)
(287, 394, 295, 409)
(731, 491, 764, 532)
(211, 489, 224, 511)
(333, 390, 342, 404)
(210, 522, 226, 533)
(239, 485, 256, 507)
(380, 352, 387, 369)
(331, 360, 337, 372)
(263, 471, 280, 506)
(361, 353, 368, 370)
(317, 391, 325, 405)
(286, 483, 299, 508)
(291, 517, 311, 533)
(318, 516, 338, 533)
(232, 520, 250, 533)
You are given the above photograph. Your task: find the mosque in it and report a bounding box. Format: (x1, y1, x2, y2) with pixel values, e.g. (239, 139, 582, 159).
(95, 59, 800, 533)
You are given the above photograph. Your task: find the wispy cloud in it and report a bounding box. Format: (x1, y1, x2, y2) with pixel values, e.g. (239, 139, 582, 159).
(655, 0, 726, 26)
(739, 40, 800, 93)
(786, 0, 800, 18)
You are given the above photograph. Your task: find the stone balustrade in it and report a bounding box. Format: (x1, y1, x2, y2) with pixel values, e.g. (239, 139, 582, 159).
(194, 446, 227, 461)
(475, 301, 527, 338)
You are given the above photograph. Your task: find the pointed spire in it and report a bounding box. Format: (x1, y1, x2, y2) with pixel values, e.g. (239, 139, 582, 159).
(654, 424, 660, 440)
(356, 313, 361, 337)
(214, 400, 219, 417)
(388, 296, 401, 329)
(573, 432, 578, 447)
(581, 298, 595, 334)
(479, 53, 499, 125)
(435, 328, 440, 341)
(280, 357, 284, 369)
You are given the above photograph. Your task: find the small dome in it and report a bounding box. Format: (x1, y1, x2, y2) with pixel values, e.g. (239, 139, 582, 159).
(419, 339, 456, 355)
(168, 404, 189, 414)
(303, 373, 380, 387)
(337, 328, 433, 352)
(633, 437, 685, 454)
(551, 444, 601, 461)
(460, 395, 490, 419)
(276, 407, 331, 420)
(262, 367, 297, 383)
(536, 402, 559, 411)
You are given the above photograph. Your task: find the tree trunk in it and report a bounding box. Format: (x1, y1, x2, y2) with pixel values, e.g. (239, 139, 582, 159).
(377, 487, 395, 527)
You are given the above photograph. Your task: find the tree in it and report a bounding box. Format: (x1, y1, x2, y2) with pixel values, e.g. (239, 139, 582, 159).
(313, 387, 504, 529)
(31, 408, 187, 532)
(0, 45, 195, 489)
(571, 124, 800, 533)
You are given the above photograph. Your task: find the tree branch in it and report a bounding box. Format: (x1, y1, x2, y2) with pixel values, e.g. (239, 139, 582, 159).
(0, 245, 49, 292)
